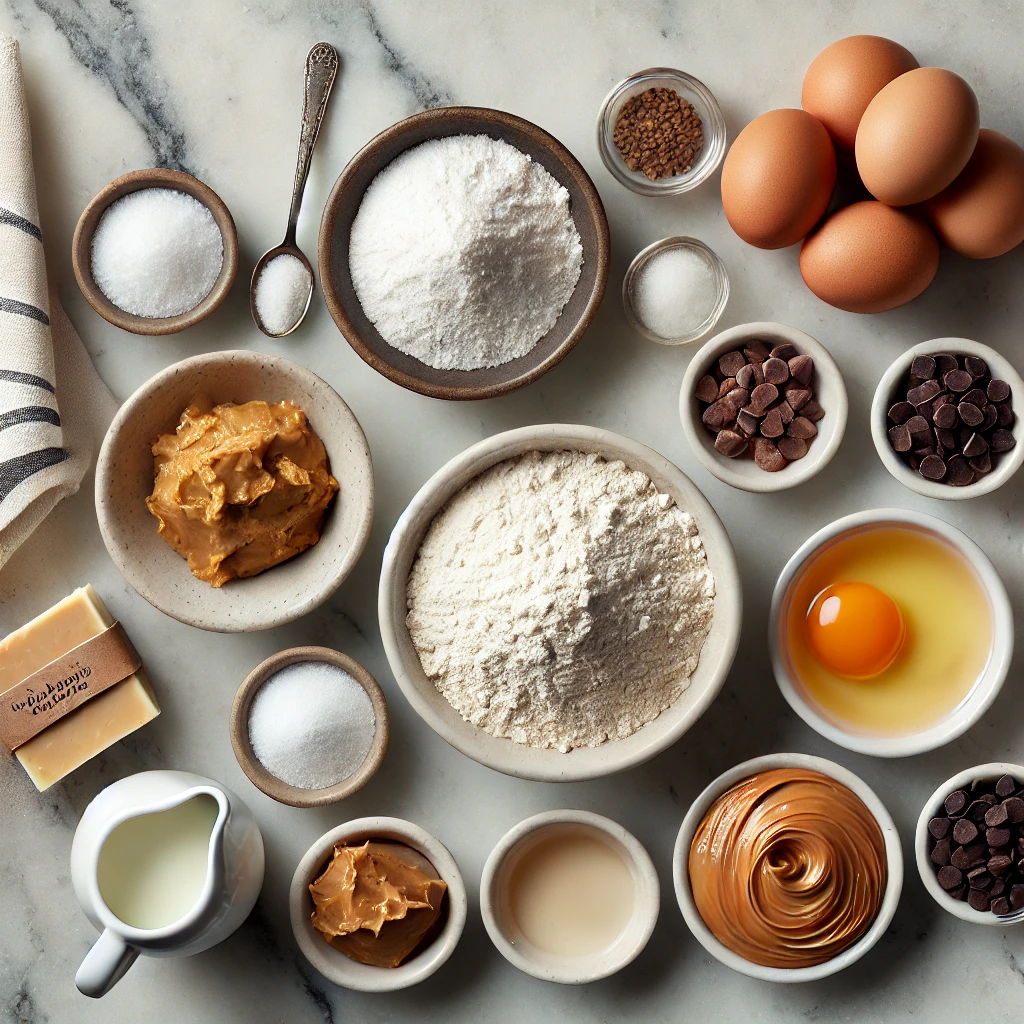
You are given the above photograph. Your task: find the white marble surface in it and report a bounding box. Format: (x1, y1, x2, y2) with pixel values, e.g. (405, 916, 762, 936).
(1, 1, 1024, 1021)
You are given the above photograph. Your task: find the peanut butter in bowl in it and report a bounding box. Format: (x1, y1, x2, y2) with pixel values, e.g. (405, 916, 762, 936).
(146, 398, 338, 587)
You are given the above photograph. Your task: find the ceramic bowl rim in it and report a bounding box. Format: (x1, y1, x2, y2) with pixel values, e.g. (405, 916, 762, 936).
(672, 752, 904, 982)
(71, 167, 239, 336)
(768, 507, 1014, 757)
(318, 105, 610, 401)
(289, 816, 467, 992)
(229, 647, 389, 807)
(679, 321, 849, 493)
(479, 809, 660, 984)
(914, 762, 1024, 926)
(94, 349, 374, 632)
(870, 337, 1024, 500)
(378, 423, 742, 782)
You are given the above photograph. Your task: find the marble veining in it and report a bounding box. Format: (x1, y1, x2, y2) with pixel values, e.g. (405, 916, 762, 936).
(1, 0, 1023, 1022)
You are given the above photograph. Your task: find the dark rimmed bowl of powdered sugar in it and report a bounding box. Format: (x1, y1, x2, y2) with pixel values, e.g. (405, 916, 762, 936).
(378, 424, 743, 782)
(318, 107, 610, 401)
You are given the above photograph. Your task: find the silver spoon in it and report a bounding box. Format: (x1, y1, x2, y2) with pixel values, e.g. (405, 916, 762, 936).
(251, 42, 339, 337)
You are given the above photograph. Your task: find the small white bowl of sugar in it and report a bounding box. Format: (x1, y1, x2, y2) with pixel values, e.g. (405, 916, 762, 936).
(229, 646, 389, 807)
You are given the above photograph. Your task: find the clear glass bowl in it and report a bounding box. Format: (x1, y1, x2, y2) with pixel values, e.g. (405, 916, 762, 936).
(622, 237, 729, 345)
(597, 68, 727, 197)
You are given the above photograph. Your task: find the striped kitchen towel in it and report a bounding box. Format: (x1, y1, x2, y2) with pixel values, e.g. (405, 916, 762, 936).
(0, 34, 116, 569)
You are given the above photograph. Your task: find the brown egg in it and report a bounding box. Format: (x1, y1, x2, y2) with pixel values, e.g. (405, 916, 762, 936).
(856, 68, 979, 206)
(800, 201, 939, 313)
(924, 128, 1024, 258)
(721, 109, 836, 249)
(802, 35, 919, 151)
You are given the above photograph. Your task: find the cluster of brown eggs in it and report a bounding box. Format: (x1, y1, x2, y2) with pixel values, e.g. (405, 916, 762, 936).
(719, 35, 1024, 313)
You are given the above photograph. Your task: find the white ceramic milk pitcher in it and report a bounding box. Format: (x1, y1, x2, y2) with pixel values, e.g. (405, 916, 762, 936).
(71, 770, 265, 997)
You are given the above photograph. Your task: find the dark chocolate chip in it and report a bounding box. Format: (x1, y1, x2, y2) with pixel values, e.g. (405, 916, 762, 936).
(1010, 884, 1024, 910)
(889, 401, 915, 424)
(930, 837, 952, 866)
(996, 775, 1018, 797)
(951, 841, 987, 869)
(991, 875, 1009, 897)
(788, 416, 818, 440)
(718, 351, 746, 377)
(1003, 797, 1024, 823)
(968, 889, 991, 912)
(987, 827, 1012, 847)
(743, 339, 771, 362)
(785, 386, 812, 411)
(695, 375, 720, 403)
(801, 399, 825, 422)
(718, 377, 738, 399)
(769, 343, 798, 362)
(933, 403, 958, 429)
(989, 855, 1013, 875)
(909, 380, 942, 407)
(929, 817, 952, 840)
(991, 896, 1012, 916)
(911, 354, 937, 379)
(964, 355, 989, 378)
(777, 436, 809, 461)
(736, 408, 760, 436)
(760, 408, 784, 438)
(789, 354, 814, 385)
(986, 803, 1010, 827)
(991, 428, 1016, 453)
(981, 405, 999, 431)
(919, 454, 946, 480)
(749, 382, 779, 413)
(945, 789, 969, 815)
(988, 379, 1011, 403)
(945, 369, 974, 392)
(762, 357, 790, 385)
(714, 429, 747, 457)
(905, 414, 931, 437)
(964, 387, 988, 408)
(946, 455, 975, 486)
(968, 866, 993, 889)
(958, 402, 984, 427)
(937, 865, 963, 890)
(962, 433, 989, 458)
(752, 437, 786, 472)
(953, 818, 979, 844)
(702, 399, 735, 431)
(998, 402, 1015, 428)
(775, 399, 795, 425)
(735, 363, 760, 390)
(935, 353, 959, 375)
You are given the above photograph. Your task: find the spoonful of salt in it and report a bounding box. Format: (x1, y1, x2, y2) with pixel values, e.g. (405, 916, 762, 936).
(251, 42, 338, 338)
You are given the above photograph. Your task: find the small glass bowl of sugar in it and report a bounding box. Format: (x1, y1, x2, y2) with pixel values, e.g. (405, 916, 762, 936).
(622, 237, 729, 346)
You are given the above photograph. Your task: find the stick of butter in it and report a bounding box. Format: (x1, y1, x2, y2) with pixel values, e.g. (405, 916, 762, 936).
(0, 585, 159, 790)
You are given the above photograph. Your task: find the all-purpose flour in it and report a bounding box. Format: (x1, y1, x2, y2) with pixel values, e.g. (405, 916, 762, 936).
(406, 450, 716, 751)
(349, 135, 584, 371)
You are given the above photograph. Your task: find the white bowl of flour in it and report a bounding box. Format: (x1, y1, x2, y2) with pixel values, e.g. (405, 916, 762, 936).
(379, 425, 742, 782)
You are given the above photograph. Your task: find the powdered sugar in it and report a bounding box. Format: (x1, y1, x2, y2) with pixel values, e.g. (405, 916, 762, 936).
(349, 134, 583, 371)
(406, 450, 716, 751)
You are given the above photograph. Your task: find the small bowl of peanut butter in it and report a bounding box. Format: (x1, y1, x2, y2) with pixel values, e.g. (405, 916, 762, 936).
(95, 349, 374, 632)
(289, 816, 468, 992)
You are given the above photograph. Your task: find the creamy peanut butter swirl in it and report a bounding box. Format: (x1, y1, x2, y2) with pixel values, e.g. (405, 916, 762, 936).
(688, 768, 886, 969)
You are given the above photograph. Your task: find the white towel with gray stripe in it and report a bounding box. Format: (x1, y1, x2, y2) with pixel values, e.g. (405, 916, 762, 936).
(0, 34, 116, 569)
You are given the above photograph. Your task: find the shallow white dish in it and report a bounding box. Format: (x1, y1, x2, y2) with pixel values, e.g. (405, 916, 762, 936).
(378, 423, 742, 782)
(871, 338, 1024, 500)
(679, 321, 848, 493)
(915, 762, 1024, 926)
(769, 508, 1013, 757)
(673, 752, 903, 983)
(289, 816, 467, 992)
(479, 809, 660, 984)
(95, 350, 374, 633)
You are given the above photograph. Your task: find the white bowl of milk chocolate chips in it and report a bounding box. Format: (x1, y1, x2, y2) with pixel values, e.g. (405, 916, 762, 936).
(290, 816, 467, 992)
(95, 350, 374, 632)
(681, 321, 849, 492)
(872, 337, 1024, 499)
(379, 424, 742, 782)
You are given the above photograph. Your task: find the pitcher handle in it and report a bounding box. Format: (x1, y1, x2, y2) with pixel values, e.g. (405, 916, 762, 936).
(76, 928, 139, 998)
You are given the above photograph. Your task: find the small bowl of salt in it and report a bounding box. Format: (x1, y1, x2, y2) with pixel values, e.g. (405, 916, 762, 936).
(622, 236, 729, 346)
(72, 167, 238, 335)
(230, 646, 389, 808)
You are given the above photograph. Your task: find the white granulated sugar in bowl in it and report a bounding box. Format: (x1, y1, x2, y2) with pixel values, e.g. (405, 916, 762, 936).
(90, 187, 224, 318)
(247, 661, 376, 790)
(348, 134, 584, 371)
(406, 450, 716, 751)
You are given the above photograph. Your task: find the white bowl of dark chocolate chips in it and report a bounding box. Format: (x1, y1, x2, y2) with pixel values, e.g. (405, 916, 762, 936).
(917, 763, 1024, 925)
(872, 338, 1024, 500)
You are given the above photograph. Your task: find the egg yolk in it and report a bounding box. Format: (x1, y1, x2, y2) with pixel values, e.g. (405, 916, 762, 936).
(806, 581, 906, 679)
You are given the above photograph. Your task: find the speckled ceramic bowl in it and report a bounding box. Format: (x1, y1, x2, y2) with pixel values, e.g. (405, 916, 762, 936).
(378, 424, 742, 782)
(95, 351, 374, 632)
(289, 816, 467, 992)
